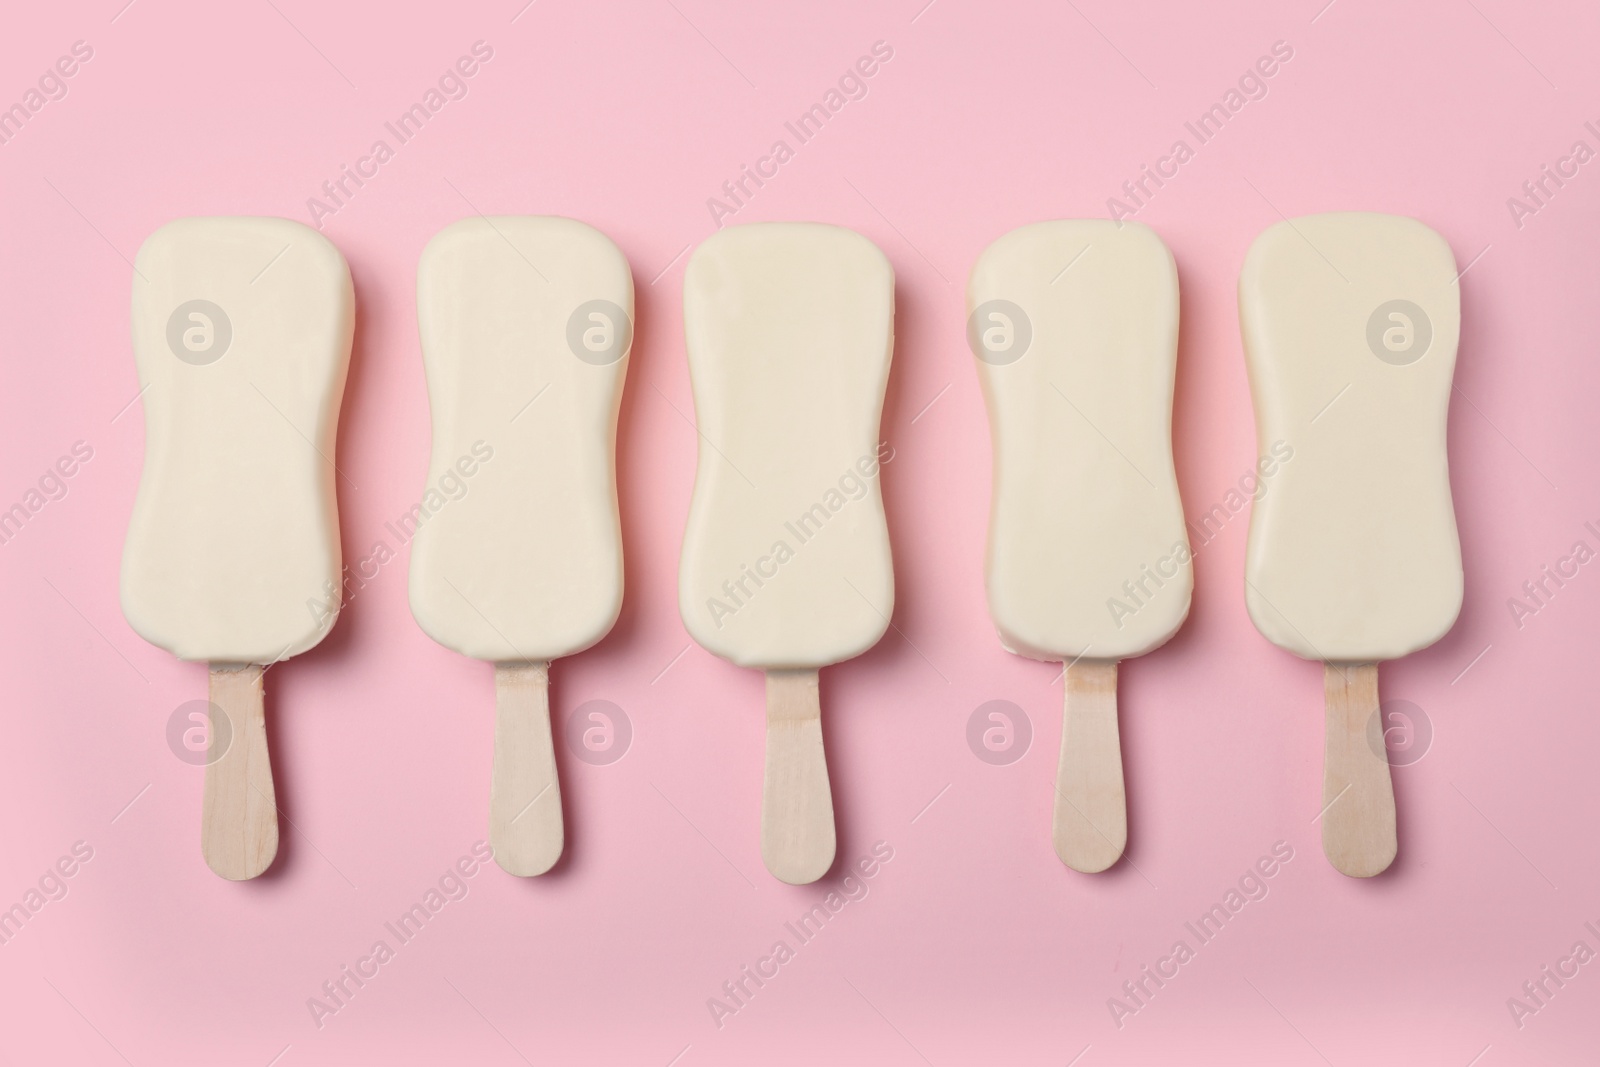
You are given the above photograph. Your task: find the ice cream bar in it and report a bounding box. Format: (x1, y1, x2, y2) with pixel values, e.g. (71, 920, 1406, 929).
(121, 216, 354, 880)
(1239, 211, 1462, 877)
(969, 220, 1190, 873)
(679, 223, 894, 884)
(410, 216, 632, 876)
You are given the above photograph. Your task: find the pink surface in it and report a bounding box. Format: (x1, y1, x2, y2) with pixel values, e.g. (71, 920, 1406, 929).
(2, 0, 1597, 1063)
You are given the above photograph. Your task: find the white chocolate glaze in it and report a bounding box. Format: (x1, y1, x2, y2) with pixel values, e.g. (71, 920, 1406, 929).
(679, 223, 894, 669)
(409, 217, 631, 662)
(121, 217, 353, 663)
(969, 220, 1190, 661)
(1240, 212, 1462, 661)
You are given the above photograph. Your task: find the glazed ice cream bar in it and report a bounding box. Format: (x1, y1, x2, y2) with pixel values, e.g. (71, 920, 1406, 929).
(969, 220, 1190, 873)
(410, 216, 632, 876)
(1240, 211, 1462, 876)
(680, 222, 894, 884)
(122, 216, 354, 879)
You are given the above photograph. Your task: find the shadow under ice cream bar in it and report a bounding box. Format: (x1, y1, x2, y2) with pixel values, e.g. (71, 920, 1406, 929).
(969, 220, 1192, 874)
(121, 217, 355, 881)
(409, 217, 632, 877)
(1240, 212, 1463, 878)
(679, 223, 895, 885)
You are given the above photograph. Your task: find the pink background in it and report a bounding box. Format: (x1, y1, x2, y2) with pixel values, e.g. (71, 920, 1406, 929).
(2, 0, 1598, 1063)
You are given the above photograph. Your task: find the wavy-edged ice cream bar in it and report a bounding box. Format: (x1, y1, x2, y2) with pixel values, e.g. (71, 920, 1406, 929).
(1240, 211, 1462, 877)
(1241, 214, 1462, 660)
(410, 216, 632, 876)
(969, 220, 1190, 874)
(680, 222, 894, 884)
(122, 216, 354, 879)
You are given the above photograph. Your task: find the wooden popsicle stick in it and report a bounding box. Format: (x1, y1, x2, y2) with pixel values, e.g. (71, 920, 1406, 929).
(761, 669, 836, 884)
(1052, 658, 1126, 873)
(202, 663, 278, 880)
(1321, 662, 1397, 877)
(489, 662, 563, 876)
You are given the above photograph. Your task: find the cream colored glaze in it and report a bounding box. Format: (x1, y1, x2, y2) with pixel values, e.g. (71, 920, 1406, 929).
(679, 223, 894, 669)
(121, 217, 353, 663)
(1240, 212, 1462, 661)
(969, 220, 1190, 661)
(409, 217, 631, 662)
